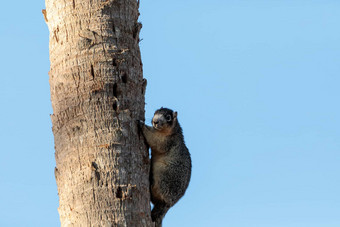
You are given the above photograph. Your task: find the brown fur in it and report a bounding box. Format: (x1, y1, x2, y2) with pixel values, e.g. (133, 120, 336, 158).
(138, 108, 191, 227)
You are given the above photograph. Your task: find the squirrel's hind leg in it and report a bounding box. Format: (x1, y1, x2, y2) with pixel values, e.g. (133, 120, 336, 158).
(151, 202, 170, 227)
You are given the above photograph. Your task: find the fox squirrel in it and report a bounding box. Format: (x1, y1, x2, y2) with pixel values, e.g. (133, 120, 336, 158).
(138, 107, 191, 227)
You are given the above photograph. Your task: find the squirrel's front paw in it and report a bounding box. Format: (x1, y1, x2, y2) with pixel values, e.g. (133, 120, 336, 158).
(136, 120, 144, 130)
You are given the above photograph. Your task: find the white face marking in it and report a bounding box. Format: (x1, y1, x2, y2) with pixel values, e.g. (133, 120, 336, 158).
(152, 113, 165, 122)
(152, 113, 166, 130)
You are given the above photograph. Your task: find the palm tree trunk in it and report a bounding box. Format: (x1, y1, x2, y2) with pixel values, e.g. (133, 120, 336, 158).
(44, 0, 151, 226)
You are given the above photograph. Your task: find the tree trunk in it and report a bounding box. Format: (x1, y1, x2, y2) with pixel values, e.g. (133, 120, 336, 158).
(44, 0, 151, 226)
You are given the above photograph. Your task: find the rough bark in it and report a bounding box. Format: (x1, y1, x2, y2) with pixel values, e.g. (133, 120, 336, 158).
(44, 0, 151, 226)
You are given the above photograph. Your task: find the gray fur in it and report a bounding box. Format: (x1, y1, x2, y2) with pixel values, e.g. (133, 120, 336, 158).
(138, 108, 191, 227)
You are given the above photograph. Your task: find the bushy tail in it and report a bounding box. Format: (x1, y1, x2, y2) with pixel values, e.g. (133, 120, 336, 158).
(151, 203, 170, 227)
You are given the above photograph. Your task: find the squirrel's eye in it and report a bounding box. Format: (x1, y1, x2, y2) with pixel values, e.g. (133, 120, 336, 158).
(166, 115, 172, 122)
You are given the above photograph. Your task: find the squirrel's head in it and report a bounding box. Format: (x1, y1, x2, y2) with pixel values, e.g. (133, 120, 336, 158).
(152, 107, 178, 133)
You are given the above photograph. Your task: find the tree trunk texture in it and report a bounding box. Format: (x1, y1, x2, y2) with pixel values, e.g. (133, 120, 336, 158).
(44, 0, 151, 226)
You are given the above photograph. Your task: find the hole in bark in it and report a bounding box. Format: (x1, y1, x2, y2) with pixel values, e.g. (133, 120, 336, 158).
(121, 73, 128, 83)
(113, 83, 118, 97)
(72, 126, 80, 132)
(116, 186, 122, 199)
(104, 83, 120, 98)
(91, 162, 98, 170)
(92, 162, 100, 181)
(95, 171, 100, 181)
(113, 100, 118, 111)
(112, 23, 116, 33)
(90, 65, 95, 80)
(112, 59, 117, 67)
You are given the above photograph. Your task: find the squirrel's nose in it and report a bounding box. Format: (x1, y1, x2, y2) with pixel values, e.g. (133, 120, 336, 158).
(153, 120, 159, 125)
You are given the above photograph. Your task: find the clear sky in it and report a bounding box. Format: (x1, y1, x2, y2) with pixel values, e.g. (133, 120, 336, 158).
(0, 0, 339, 226)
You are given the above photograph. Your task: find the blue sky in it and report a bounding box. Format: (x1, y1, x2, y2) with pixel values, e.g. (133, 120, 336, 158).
(1, 0, 339, 226)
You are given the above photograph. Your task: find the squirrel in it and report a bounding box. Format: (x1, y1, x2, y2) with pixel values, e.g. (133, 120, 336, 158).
(138, 107, 192, 227)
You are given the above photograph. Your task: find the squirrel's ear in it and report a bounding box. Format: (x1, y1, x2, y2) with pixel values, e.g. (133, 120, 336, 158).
(173, 111, 178, 119)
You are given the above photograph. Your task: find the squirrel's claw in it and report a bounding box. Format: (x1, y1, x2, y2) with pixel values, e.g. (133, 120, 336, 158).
(136, 120, 144, 130)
